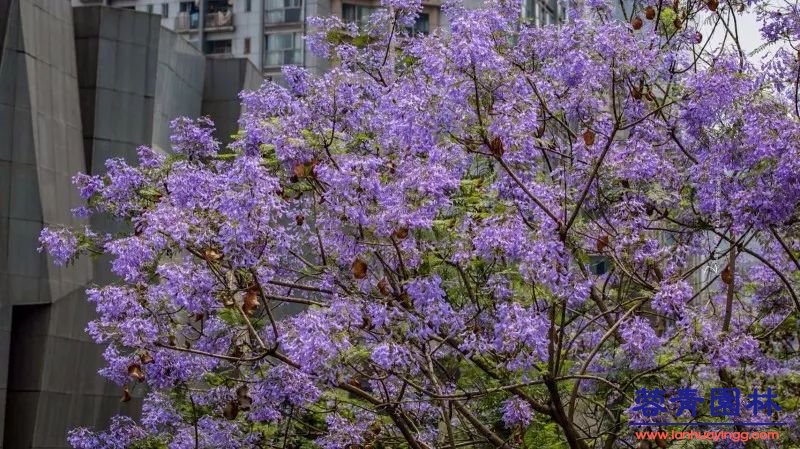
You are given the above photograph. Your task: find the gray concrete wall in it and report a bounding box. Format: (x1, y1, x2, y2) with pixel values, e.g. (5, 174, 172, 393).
(0, 1, 129, 448)
(74, 6, 160, 171)
(151, 25, 206, 152)
(1, 4, 259, 446)
(202, 57, 262, 145)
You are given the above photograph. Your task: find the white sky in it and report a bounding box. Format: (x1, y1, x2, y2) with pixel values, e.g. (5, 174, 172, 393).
(699, 4, 788, 64)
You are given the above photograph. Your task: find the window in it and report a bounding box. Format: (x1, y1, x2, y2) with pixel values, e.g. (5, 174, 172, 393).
(523, 0, 561, 26)
(205, 39, 232, 55)
(146, 4, 154, 13)
(246, 0, 252, 12)
(244, 37, 251, 54)
(342, 3, 379, 29)
(405, 12, 429, 34)
(265, 32, 302, 66)
(179, 1, 196, 12)
(162, 3, 169, 17)
(589, 256, 609, 275)
(265, 0, 302, 23)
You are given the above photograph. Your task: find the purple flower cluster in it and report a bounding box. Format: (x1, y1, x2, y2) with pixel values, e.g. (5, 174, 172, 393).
(37, 0, 800, 446)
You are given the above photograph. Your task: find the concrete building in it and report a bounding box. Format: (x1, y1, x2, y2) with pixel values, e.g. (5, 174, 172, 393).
(0, 2, 259, 447)
(70, 0, 561, 81)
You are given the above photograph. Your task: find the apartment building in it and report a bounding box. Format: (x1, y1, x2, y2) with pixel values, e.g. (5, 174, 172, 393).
(72, 0, 563, 80)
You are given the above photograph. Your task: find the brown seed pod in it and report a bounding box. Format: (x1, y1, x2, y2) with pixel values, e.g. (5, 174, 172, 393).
(631, 86, 643, 100)
(377, 278, 391, 296)
(645, 5, 656, 19)
(293, 163, 307, 178)
(121, 386, 132, 403)
(582, 129, 596, 146)
(204, 248, 222, 262)
(128, 363, 145, 382)
(352, 258, 368, 279)
(140, 352, 154, 365)
(295, 214, 305, 226)
(596, 235, 610, 253)
(632, 16, 644, 30)
(488, 136, 504, 157)
(392, 227, 409, 240)
(243, 287, 260, 316)
(673, 17, 682, 29)
(707, 0, 718, 11)
(236, 386, 252, 411)
(721, 265, 734, 284)
(223, 400, 239, 420)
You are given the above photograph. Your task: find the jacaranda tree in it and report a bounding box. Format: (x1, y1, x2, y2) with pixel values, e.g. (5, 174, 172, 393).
(39, 0, 800, 446)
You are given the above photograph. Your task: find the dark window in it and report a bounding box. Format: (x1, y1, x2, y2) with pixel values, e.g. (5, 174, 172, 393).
(146, 4, 154, 13)
(405, 12, 429, 34)
(590, 256, 609, 275)
(342, 3, 379, 29)
(162, 3, 169, 17)
(244, 37, 251, 54)
(205, 39, 233, 54)
(180, 1, 196, 12)
(246, 0, 252, 12)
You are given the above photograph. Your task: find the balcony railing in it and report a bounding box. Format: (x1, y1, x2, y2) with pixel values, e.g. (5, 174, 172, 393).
(174, 10, 234, 32)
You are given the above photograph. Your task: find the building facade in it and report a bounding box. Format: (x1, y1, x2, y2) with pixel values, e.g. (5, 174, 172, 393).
(71, 0, 562, 81)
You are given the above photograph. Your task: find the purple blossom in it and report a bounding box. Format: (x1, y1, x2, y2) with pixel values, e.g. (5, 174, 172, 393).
(38, 227, 78, 265)
(501, 398, 534, 428)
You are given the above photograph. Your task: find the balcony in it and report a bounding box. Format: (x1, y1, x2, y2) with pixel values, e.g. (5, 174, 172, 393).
(174, 10, 234, 33)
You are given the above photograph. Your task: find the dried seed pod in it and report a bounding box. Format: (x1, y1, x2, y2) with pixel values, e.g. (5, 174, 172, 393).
(377, 278, 391, 296)
(488, 136, 504, 157)
(243, 287, 260, 316)
(223, 400, 239, 420)
(707, 0, 718, 11)
(352, 258, 368, 279)
(204, 248, 222, 262)
(140, 352, 154, 365)
(236, 386, 252, 411)
(596, 235, 610, 252)
(293, 163, 307, 178)
(392, 227, 409, 240)
(721, 265, 734, 284)
(673, 17, 682, 29)
(128, 363, 145, 382)
(632, 16, 644, 30)
(645, 5, 656, 19)
(121, 386, 132, 403)
(582, 129, 596, 146)
(295, 214, 305, 226)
